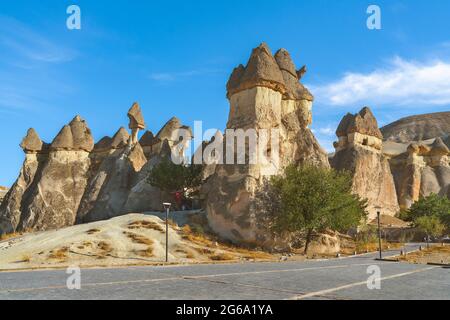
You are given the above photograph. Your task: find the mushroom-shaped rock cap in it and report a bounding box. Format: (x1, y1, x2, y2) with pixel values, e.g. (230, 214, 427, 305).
(51, 116, 94, 152)
(336, 113, 355, 137)
(407, 142, 431, 155)
(227, 43, 286, 98)
(51, 125, 73, 150)
(111, 127, 130, 149)
(429, 137, 450, 155)
(155, 117, 192, 142)
(127, 102, 146, 130)
(94, 136, 113, 151)
(226, 64, 245, 97)
(336, 107, 383, 139)
(156, 117, 181, 141)
(275, 49, 313, 101)
(20, 128, 44, 152)
(139, 130, 156, 147)
(69, 116, 95, 151)
(274, 48, 297, 77)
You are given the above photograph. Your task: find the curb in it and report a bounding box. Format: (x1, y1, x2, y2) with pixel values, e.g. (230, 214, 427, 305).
(427, 262, 450, 268)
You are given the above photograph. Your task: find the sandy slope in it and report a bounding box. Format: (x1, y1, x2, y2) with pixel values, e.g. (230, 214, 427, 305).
(0, 213, 277, 270)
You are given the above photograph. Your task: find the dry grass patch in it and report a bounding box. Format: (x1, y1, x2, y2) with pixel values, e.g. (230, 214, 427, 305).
(186, 252, 195, 259)
(86, 228, 101, 235)
(181, 225, 214, 246)
(134, 246, 154, 258)
(181, 224, 276, 261)
(97, 241, 112, 253)
(194, 247, 214, 255)
(124, 231, 154, 245)
(48, 247, 69, 261)
(355, 241, 403, 254)
(0, 232, 23, 241)
(398, 245, 450, 264)
(20, 254, 31, 263)
(128, 220, 165, 233)
(210, 252, 235, 261)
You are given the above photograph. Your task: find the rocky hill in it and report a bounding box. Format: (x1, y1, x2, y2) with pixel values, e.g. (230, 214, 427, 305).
(381, 111, 450, 143)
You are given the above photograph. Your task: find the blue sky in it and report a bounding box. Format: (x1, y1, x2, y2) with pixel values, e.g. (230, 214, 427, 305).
(1, 0, 450, 186)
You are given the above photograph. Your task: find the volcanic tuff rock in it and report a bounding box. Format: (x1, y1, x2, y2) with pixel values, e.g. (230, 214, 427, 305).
(0, 187, 7, 206)
(0, 105, 192, 235)
(204, 43, 329, 246)
(0, 116, 95, 233)
(381, 112, 450, 143)
(377, 111, 450, 210)
(331, 107, 399, 220)
(389, 137, 450, 209)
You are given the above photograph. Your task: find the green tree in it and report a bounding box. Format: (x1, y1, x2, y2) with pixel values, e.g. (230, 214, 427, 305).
(147, 159, 202, 194)
(415, 216, 445, 247)
(406, 194, 450, 230)
(268, 165, 367, 254)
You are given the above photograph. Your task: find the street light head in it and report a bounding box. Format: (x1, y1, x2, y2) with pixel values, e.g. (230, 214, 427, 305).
(163, 202, 172, 210)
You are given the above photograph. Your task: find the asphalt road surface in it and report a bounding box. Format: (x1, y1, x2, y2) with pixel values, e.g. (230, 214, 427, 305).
(0, 243, 448, 300)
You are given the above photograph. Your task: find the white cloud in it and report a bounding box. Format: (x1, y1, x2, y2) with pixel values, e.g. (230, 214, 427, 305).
(310, 57, 450, 107)
(317, 127, 335, 136)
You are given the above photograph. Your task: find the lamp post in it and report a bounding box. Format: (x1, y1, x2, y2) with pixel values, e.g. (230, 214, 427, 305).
(163, 202, 172, 263)
(377, 211, 382, 260)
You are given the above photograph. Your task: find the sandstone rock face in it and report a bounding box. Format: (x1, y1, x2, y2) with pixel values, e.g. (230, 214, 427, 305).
(0, 117, 95, 233)
(331, 107, 399, 220)
(0, 151, 47, 234)
(0, 104, 192, 235)
(0, 187, 8, 209)
(204, 43, 329, 246)
(17, 116, 94, 231)
(381, 112, 450, 143)
(390, 138, 450, 209)
(77, 143, 144, 223)
(0, 129, 48, 232)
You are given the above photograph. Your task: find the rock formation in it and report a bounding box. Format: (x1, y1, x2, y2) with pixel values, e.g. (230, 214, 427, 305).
(390, 137, 450, 209)
(381, 112, 450, 143)
(128, 102, 146, 145)
(331, 107, 399, 220)
(203, 43, 329, 246)
(0, 129, 48, 234)
(0, 186, 8, 205)
(0, 103, 192, 235)
(0, 117, 95, 233)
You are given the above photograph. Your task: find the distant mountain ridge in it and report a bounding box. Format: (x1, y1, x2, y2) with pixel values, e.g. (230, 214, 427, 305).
(381, 111, 450, 143)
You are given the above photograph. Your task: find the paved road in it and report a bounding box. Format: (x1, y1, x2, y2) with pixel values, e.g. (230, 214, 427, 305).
(0, 244, 448, 300)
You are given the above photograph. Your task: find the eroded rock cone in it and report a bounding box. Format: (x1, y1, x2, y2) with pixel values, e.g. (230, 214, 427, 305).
(204, 44, 329, 247)
(331, 107, 399, 219)
(0, 129, 48, 234)
(127, 103, 146, 129)
(20, 128, 44, 153)
(7, 117, 95, 232)
(392, 137, 450, 209)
